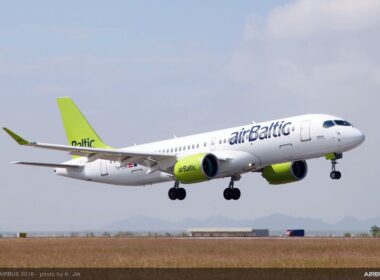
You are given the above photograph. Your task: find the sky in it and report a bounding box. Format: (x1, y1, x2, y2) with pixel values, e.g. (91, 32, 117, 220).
(0, 0, 378, 231)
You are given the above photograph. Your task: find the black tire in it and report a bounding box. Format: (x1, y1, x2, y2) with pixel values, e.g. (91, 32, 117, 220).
(168, 188, 178, 200)
(233, 188, 241, 200)
(335, 171, 341, 180)
(330, 171, 337, 180)
(178, 188, 186, 200)
(223, 188, 232, 200)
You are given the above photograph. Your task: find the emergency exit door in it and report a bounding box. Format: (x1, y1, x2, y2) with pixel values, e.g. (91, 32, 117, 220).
(300, 120, 311, 142)
(100, 160, 108, 176)
(210, 137, 216, 151)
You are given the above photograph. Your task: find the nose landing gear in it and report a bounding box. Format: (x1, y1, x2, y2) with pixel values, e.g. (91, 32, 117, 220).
(223, 175, 241, 200)
(168, 181, 186, 200)
(330, 161, 341, 180)
(329, 153, 342, 180)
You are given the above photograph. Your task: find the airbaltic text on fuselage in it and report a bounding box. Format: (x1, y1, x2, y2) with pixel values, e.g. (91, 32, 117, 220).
(71, 138, 95, 147)
(229, 121, 292, 145)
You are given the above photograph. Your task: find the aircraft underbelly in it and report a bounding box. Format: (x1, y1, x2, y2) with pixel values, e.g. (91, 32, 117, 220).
(216, 151, 261, 177)
(66, 160, 173, 186)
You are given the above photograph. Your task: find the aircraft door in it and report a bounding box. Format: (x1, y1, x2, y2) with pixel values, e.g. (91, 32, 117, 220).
(210, 137, 216, 151)
(100, 160, 108, 176)
(300, 120, 311, 142)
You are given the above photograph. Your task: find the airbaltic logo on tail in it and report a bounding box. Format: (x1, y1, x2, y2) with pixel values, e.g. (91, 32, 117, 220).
(71, 138, 95, 147)
(229, 121, 292, 145)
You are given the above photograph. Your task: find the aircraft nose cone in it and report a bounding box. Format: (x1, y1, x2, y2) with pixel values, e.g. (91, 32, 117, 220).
(353, 129, 365, 147)
(357, 130, 365, 145)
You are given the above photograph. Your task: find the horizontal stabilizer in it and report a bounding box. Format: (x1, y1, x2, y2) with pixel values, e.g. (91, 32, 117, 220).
(12, 161, 83, 169)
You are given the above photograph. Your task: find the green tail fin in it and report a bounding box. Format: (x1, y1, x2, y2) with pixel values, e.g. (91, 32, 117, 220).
(57, 97, 111, 155)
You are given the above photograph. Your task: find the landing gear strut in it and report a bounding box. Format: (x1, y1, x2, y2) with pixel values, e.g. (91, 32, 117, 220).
(168, 181, 186, 200)
(330, 153, 342, 180)
(223, 175, 241, 200)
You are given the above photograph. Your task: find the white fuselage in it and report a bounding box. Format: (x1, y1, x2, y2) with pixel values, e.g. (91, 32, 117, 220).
(55, 114, 365, 186)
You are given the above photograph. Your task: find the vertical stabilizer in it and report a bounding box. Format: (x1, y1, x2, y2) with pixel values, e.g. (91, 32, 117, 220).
(56, 97, 111, 157)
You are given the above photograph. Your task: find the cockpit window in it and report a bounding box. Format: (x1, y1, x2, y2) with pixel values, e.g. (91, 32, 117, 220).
(323, 120, 335, 128)
(334, 120, 351, 126)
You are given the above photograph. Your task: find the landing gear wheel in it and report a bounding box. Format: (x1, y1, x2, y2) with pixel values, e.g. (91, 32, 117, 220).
(330, 171, 342, 180)
(223, 188, 232, 200)
(168, 188, 178, 200)
(177, 188, 186, 200)
(224, 175, 242, 200)
(232, 188, 241, 200)
(330, 154, 343, 180)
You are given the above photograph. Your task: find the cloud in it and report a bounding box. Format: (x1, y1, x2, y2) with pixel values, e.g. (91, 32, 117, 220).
(227, 0, 380, 109)
(266, 0, 380, 39)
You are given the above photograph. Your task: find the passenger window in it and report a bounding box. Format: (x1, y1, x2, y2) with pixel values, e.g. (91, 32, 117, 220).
(175, 148, 178, 152)
(204, 142, 207, 147)
(171, 148, 173, 153)
(196, 143, 199, 148)
(223, 139, 226, 144)
(188, 145, 190, 149)
(323, 120, 335, 128)
(334, 120, 351, 126)
(192, 144, 195, 149)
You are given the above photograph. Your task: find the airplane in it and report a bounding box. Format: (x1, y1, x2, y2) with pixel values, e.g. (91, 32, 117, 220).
(3, 97, 365, 200)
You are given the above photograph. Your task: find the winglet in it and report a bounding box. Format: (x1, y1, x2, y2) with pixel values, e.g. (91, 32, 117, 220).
(3, 128, 29, 145)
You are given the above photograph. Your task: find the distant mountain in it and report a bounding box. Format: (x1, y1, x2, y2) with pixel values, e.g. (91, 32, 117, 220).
(252, 213, 330, 230)
(106, 215, 175, 232)
(104, 213, 380, 232)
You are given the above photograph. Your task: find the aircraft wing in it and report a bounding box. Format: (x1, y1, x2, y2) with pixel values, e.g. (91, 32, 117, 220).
(12, 161, 83, 169)
(3, 128, 176, 170)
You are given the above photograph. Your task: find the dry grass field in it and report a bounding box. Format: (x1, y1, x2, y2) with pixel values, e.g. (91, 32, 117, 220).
(0, 237, 379, 268)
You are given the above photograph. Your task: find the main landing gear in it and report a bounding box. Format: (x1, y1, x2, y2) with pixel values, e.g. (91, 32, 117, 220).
(168, 181, 186, 200)
(223, 175, 241, 200)
(330, 153, 342, 180)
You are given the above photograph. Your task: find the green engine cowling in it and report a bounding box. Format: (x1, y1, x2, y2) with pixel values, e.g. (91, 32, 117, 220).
(262, 160, 308, 185)
(174, 153, 219, 184)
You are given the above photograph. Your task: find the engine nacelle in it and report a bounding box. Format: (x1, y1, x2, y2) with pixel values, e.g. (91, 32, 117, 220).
(262, 160, 308, 185)
(174, 153, 219, 184)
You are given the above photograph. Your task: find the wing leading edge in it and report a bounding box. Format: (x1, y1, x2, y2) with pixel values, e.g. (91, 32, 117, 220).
(12, 161, 83, 169)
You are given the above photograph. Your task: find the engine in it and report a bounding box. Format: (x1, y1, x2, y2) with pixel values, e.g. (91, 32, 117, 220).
(174, 153, 219, 184)
(262, 160, 308, 185)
